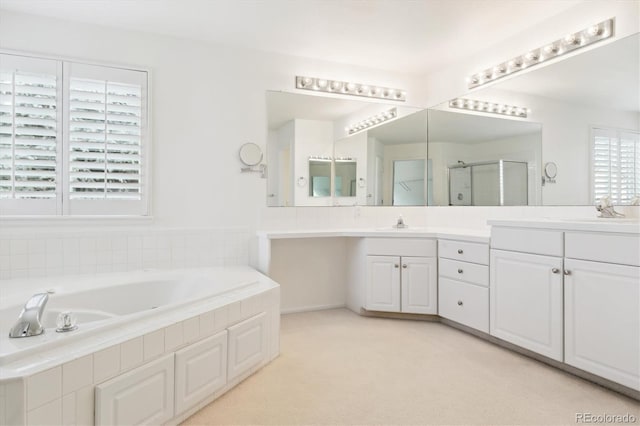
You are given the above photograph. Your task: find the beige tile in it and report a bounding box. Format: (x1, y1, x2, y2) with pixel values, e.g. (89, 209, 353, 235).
(144, 329, 164, 361)
(164, 322, 184, 351)
(183, 317, 200, 344)
(120, 337, 143, 371)
(94, 345, 121, 384)
(27, 367, 61, 410)
(27, 398, 62, 426)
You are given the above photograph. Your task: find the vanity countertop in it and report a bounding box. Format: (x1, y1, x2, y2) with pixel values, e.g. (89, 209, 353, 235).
(257, 227, 491, 243)
(487, 218, 640, 234)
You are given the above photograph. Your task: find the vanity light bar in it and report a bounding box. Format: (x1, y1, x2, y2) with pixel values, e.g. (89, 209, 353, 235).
(449, 98, 529, 118)
(296, 76, 406, 102)
(347, 108, 397, 135)
(309, 155, 333, 162)
(467, 18, 614, 89)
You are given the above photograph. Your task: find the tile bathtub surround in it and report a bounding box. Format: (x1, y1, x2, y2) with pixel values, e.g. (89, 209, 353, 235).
(0, 227, 250, 280)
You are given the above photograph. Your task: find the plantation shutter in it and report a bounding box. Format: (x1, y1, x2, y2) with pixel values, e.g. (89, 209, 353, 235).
(64, 62, 147, 215)
(0, 54, 61, 215)
(592, 127, 640, 205)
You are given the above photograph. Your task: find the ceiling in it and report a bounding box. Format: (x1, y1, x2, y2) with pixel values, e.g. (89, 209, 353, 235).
(0, 0, 581, 74)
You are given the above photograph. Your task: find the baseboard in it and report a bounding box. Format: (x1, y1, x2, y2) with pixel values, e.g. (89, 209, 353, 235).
(281, 303, 346, 314)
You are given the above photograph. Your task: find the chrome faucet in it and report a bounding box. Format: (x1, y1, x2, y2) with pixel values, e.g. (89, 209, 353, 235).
(595, 196, 625, 218)
(9, 293, 49, 338)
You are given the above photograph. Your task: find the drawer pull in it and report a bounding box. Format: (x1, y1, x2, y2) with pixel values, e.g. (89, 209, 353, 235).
(457, 300, 463, 306)
(457, 268, 463, 274)
(552, 268, 560, 274)
(457, 249, 464, 254)
(402, 264, 408, 269)
(394, 264, 399, 268)
(564, 270, 571, 276)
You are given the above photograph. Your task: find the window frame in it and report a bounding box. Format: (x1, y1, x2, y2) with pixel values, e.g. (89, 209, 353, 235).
(590, 125, 640, 205)
(0, 49, 152, 219)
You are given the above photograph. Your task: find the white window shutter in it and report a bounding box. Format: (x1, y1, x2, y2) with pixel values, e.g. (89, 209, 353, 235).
(592, 127, 640, 205)
(64, 62, 148, 215)
(0, 54, 62, 215)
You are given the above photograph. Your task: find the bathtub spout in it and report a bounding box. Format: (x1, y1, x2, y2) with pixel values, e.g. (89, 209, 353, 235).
(9, 293, 49, 338)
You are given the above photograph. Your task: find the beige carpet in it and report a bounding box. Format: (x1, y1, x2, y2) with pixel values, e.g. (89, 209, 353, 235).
(184, 308, 640, 425)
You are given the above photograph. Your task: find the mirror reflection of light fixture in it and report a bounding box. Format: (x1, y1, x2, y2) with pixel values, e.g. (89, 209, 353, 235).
(467, 18, 614, 89)
(542, 161, 557, 185)
(297, 176, 307, 187)
(449, 98, 528, 118)
(296, 76, 406, 102)
(347, 108, 397, 134)
(239, 142, 267, 178)
(358, 178, 366, 188)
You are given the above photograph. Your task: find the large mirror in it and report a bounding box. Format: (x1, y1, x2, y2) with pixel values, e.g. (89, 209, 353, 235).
(266, 33, 639, 207)
(426, 108, 541, 206)
(266, 91, 423, 206)
(451, 32, 639, 206)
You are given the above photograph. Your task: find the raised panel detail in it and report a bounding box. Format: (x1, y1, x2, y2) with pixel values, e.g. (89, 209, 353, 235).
(95, 354, 174, 426)
(228, 312, 267, 381)
(175, 331, 228, 415)
(490, 249, 564, 361)
(366, 256, 400, 312)
(401, 257, 437, 314)
(438, 240, 489, 264)
(565, 259, 640, 390)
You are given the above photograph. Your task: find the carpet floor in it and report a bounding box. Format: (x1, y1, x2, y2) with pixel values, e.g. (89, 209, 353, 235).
(183, 308, 640, 425)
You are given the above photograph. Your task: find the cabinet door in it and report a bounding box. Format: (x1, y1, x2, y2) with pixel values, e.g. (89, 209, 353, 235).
(365, 256, 400, 312)
(175, 331, 228, 415)
(95, 354, 174, 426)
(228, 312, 267, 381)
(490, 250, 564, 361)
(565, 259, 640, 390)
(401, 256, 437, 314)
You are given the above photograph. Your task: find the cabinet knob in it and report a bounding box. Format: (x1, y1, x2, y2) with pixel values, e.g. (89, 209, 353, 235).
(457, 300, 463, 306)
(402, 264, 408, 269)
(552, 268, 560, 274)
(457, 249, 464, 254)
(394, 264, 399, 268)
(564, 270, 571, 276)
(457, 268, 463, 274)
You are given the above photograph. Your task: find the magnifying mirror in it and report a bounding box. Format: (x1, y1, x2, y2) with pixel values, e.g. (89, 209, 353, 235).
(544, 162, 557, 179)
(239, 143, 263, 166)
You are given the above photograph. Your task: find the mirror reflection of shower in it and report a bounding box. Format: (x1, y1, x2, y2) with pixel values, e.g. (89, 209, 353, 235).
(448, 159, 528, 206)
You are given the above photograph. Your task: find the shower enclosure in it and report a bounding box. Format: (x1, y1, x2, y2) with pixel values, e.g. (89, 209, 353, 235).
(448, 160, 528, 206)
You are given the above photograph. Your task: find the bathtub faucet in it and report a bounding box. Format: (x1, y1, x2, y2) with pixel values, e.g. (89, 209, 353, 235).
(9, 293, 49, 338)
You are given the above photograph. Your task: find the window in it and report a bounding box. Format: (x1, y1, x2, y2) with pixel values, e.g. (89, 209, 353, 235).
(592, 127, 640, 205)
(0, 53, 148, 216)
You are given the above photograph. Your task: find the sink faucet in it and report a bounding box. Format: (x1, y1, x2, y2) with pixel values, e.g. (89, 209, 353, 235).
(395, 215, 407, 229)
(595, 196, 625, 218)
(9, 293, 49, 338)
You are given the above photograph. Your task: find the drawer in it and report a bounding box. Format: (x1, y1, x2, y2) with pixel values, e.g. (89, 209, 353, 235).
(366, 238, 436, 257)
(438, 239, 489, 265)
(565, 232, 640, 266)
(438, 278, 489, 333)
(491, 227, 563, 256)
(439, 258, 488, 287)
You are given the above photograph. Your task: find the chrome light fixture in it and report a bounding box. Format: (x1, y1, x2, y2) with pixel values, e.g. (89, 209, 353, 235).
(467, 18, 614, 89)
(346, 108, 397, 134)
(296, 76, 406, 101)
(449, 98, 529, 118)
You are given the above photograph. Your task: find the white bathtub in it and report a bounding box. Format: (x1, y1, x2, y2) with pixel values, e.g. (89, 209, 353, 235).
(0, 267, 266, 367)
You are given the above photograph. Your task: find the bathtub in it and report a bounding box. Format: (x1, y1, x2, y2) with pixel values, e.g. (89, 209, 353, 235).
(0, 266, 281, 425)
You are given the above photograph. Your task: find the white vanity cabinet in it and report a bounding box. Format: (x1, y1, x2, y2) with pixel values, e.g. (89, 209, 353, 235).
(438, 240, 490, 333)
(564, 232, 640, 391)
(490, 228, 565, 361)
(364, 238, 437, 314)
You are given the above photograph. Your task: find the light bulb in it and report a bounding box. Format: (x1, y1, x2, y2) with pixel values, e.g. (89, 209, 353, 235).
(316, 79, 328, 89)
(301, 77, 312, 87)
(330, 81, 343, 91)
(346, 82, 356, 92)
(587, 25, 602, 36)
(525, 51, 539, 61)
(543, 44, 558, 54)
(564, 33, 579, 45)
